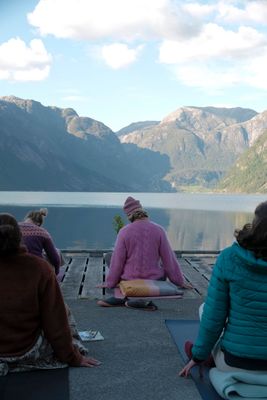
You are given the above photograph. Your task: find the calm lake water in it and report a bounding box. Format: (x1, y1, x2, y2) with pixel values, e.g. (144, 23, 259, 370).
(1, 192, 266, 251)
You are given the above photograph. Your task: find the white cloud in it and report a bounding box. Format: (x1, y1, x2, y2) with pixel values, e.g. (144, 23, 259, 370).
(101, 43, 144, 69)
(182, 1, 267, 26)
(13, 66, 51, 82)
(217, 0, 267, 25)
(182, 2, 216, 18)
(0, 38, 51, 81)
(26, 0, 267, 92)
(159, 24, 266, 63)
(172, 63, 241, 91)
(159, 21, 267, 91)
(27, 0, 200, 41)
(170, 52, 267, 92)
(0, 71, 10, 80)
(244, 54, 267, 90)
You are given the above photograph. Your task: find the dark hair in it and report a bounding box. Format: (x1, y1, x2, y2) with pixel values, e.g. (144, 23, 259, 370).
(255, 201, 267, 220)
(235, 201, 267, 260)
(0, 213, 21, 255)
(25, 208, 48, 226)
(128, 210, 148, 223)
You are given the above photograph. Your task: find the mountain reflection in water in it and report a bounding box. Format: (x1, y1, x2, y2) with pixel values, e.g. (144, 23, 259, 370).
(1, 205, 251, 251)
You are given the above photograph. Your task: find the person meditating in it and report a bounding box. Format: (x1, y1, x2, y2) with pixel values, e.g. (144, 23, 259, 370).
(98, 196, 192, 309)
(0, 213, 100, 375)
(19, 208, 61, 275)
(179, 201, 267, 398)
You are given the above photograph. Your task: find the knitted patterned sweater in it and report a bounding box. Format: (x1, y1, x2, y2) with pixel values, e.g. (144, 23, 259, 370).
(106, 219, 184, 288)
(19, 221, 60, 275)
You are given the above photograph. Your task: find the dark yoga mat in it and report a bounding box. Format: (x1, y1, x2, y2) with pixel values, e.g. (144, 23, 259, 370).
(165, 319, 223, 400)
(0, 368, 69, 400)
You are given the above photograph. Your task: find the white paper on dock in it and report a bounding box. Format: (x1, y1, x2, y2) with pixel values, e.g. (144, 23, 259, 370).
(79, 330, 104, 341)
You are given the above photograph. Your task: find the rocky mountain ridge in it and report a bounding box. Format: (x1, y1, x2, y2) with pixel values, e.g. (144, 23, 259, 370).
(2, 96, 267, 192)
(0, 96, 170, 191)
(218, 129, 267, 193)
(119, 105, 267, 190)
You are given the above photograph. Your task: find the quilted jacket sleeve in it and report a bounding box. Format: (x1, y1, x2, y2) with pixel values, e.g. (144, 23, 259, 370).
(192, 251, 229, 361)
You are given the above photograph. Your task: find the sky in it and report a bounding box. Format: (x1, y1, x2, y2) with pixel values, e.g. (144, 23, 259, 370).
(1, 0, 267, 131)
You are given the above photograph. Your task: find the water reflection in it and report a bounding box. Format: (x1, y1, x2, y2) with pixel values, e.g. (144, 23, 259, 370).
(1, 205, 252, 251)
(165, 209, 251, 250)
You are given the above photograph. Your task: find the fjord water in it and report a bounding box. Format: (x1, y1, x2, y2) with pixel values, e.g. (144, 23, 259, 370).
(1, 192, 266, 251)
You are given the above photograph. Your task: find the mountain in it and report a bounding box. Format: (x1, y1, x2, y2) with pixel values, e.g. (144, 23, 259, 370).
(119, 106, 261, 190)
(218, 129, 267, 193)
(2, 96, 267, 193)
(0, 96, 171, 192)
(116, 121, 159, 136)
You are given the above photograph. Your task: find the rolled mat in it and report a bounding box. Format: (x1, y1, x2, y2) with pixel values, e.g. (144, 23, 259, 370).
(165, 319, 223, 400)
(0, 368, 69, 400)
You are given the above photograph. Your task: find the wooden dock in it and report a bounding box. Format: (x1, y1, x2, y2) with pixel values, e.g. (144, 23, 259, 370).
(59, 250, 219, 300)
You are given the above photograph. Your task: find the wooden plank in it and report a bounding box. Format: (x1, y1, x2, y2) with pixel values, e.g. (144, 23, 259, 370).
(177, 258, 201, 298)
(178, 258, 209, 298)
(188, 258, 213, 282)
(58, 252, 217, 300)
(190, 256, 217, 281)
(57, 256, 71, 283)
(60, 256, 88, 299)
(190, 256, 217, 266)
(80, 256, 104, 299)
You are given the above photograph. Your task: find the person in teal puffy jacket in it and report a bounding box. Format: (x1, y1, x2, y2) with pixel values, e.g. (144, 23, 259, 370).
(180, 200, 267, 376)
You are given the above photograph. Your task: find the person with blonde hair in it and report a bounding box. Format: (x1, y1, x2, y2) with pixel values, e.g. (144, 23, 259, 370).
(0, 213, 100, 375)
(19, 208, 61, 275)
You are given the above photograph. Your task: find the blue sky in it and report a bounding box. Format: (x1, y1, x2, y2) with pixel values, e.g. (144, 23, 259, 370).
(1, 0, 267, 131)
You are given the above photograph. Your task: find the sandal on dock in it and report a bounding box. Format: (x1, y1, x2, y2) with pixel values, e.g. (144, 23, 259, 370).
(97, 297, 126, 307)
(125, 300, 158, 311)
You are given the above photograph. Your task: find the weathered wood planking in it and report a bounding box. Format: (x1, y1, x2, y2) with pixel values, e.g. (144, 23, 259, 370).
(178, 258, 209, 298)
(188, 257, 215, 281)
(58, 255, 71, 280)
(59, 252, 217, 300)
(80, 256, 104, 299)
(61, 255, 88, 299)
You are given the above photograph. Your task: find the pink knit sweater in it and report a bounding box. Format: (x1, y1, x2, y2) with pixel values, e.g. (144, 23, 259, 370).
(106, 219, 184, 288)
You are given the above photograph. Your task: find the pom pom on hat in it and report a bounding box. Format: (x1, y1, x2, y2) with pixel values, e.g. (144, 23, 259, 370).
(123, 196, 143, 217)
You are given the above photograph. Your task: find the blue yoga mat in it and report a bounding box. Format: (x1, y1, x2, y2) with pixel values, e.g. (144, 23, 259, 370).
(165, 319, 223, 400)
(0, 368, 69, 400)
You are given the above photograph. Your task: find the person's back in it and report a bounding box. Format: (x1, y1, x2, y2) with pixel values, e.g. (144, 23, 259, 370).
(106, 196, 185, 288)
(0, 213, 100, 374)
(180, 200, 267, 379)
(19, 208, 60, 274)
(19, 220, 54, 257)
(122, 219, 163, 264)
(115, 219, 174, 280)
(194, 242, 267, 364)
(0, 247, 67, 356)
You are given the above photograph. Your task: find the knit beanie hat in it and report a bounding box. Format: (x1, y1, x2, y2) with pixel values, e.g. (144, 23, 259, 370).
(123, 196, 143, 217)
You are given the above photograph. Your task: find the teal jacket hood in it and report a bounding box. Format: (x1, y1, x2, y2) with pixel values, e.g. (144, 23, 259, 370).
(232, 242, 267, 272)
